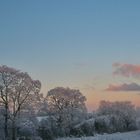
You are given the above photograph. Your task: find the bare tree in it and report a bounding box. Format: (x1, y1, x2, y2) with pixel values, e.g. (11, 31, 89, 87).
(0, 65, 41, 140)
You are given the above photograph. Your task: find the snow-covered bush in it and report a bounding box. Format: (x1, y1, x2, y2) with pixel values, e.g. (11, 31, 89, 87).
(94, 115, 111, 133)
(94, 114, 130, 133)
(17, 119, 37, 138)
(71, 118, 95, 137)
(38, 116, 56, 140)
(136, 117, 140, 129)
(136, 107, 140, 129)
(97, 101, 137, 132)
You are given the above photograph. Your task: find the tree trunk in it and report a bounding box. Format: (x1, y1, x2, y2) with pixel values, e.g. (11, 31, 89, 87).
(4, 103, 8, 140)
(12, 118, 16, 140)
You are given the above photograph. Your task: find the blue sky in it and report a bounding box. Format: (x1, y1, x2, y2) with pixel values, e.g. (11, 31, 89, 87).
(1, 0, 140, 110)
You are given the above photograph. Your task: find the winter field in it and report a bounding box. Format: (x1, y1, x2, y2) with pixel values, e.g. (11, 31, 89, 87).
(57, 130, 140, 140)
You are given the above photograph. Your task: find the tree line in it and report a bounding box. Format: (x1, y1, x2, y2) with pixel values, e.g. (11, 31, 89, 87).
(0, 65, 139, 140)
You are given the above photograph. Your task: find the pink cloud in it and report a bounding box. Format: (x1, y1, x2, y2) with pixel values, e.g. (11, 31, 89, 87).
(113, 63, 140, 78)
(106, 83, 140, 91)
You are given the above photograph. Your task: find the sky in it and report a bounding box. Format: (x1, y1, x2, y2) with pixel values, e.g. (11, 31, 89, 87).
(0, 0, 140, 111)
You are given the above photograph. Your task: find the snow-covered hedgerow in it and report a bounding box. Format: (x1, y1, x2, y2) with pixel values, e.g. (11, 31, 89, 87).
(96, 101, 137, 132)
(57, 130, 140, 140)
(71, 118, 95, 137)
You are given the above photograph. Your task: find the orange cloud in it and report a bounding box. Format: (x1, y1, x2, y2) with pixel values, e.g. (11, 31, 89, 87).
(106, 83, 140, 91)
(113, 63, 140, 78)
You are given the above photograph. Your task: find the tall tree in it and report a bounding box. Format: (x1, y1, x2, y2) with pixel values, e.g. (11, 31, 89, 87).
(47, 87, 87, 136)
(0, 65, 41, 140)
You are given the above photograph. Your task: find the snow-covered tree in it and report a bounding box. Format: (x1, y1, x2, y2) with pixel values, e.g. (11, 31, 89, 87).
(0, 65, 41, 140)
(46, 87, 87, 136)
(97, 100, 137, 132)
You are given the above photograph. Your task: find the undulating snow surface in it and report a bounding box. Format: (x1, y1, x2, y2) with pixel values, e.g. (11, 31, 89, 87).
(57, 130, 140, 140)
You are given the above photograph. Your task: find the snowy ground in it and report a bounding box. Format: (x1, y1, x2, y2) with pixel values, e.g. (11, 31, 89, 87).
(57, 130, 140, 140)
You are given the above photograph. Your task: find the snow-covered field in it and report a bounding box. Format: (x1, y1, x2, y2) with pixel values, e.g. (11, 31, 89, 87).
(57, 130, 140, 140)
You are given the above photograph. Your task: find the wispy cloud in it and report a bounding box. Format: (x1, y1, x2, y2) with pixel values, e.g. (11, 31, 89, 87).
(113, 63, 140, 78)
(105, 83, 140, 92)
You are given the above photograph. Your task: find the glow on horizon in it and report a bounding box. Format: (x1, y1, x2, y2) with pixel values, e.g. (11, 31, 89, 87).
(86, 91, 140, 111)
